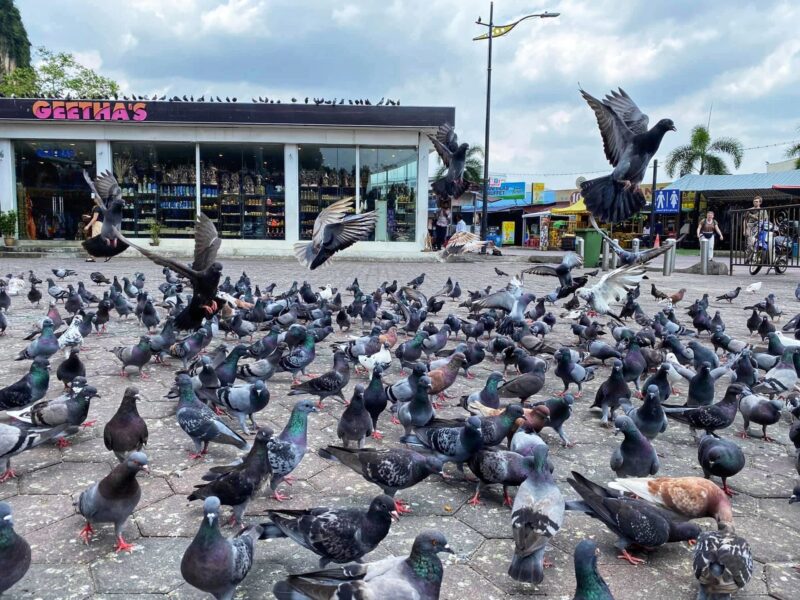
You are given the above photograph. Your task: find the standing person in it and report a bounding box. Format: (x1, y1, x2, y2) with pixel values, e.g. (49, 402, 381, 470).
(434, 202, 450, 250)
(83, 206, 103, 263)
(696, 211, 723, 259)
(455, 216, 468, 233)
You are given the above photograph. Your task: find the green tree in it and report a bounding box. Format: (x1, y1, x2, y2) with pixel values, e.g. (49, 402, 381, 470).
(665, 124, 744, 230)
(0, 46, 119, 98)
(0, 0, 31, 73)
(786, 129, 800, 169)
(434, 145, 485, 185)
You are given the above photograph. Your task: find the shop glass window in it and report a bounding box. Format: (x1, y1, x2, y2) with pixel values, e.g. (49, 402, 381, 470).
(359, 147, 417, 242)
(14, 140, 96, 241)
(110, 142, 196, 239)
(200, 144, 285, 240)
(298, 146, 356, 240)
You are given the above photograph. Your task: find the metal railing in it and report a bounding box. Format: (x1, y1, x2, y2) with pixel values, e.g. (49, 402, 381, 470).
(728, 203, 800, 275)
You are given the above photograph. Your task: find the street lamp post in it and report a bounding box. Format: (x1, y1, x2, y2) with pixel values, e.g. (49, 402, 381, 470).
(475, 5, 559, 241)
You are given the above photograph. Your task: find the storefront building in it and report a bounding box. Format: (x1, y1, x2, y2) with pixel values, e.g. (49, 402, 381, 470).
(0, 99, 450, 256)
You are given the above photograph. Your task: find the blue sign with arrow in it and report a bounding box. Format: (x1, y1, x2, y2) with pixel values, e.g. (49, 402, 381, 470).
(653, 188, 680, 214)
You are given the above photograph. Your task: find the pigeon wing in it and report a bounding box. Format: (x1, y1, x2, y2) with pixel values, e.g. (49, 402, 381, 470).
(191, 213, 221, 271)
(592, 265, 647, 305)
(113, 228, 201, 283)
(603, 88, 649, 135)
(581, 88, 635, 167)
(436, 123, 459, 153)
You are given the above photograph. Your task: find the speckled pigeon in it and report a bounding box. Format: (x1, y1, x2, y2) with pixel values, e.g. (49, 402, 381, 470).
(693, 527, 753, 600)
(289, 350, 350, 408)
(267, 399, 318, 501)
(213, 380, 270, 434)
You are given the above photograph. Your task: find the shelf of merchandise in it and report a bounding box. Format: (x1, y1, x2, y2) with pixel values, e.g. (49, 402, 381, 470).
(201, 184, 286, 240)
(119, 182, 195, 238)
(299, 185, 355, 240)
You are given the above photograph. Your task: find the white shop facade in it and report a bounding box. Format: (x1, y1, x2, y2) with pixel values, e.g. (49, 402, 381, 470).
(0, 98, 453, 257)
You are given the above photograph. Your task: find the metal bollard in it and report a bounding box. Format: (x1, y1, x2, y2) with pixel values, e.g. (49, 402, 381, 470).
(632, 238, 640, 254)
(663, 239, 677, 276)
(670, 239, 677, 273)
(699, 238, 709, 275)
(575, 237, 585, 261)
(602, 240, 610, 271)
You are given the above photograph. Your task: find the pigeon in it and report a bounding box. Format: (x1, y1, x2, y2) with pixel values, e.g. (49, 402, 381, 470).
(110, 335, 153, 378)
(115, 214, 223, 331)
(213, 380, 270, 434)
(662, 383, 747, 440)
(237, 342, 286, 382)
(279, 331, 317, 383)
(174, 373, 248, 459)
(588, 214, 686, 266)
(259, 494, 398, 567)
(398, 375, 435, 437)
(0, 502, 31, 595)
(294, 197, 377, 269)
(318, 446, 443, 514)
(168, 326, 209, 370)
(27, 283, 42, 306)
(566, 471, 701, 565)
(508, 445, 564, 584)
(103, 387, 149, 462)
(577, 264, 647, 316)
(572, 539, 614, 600)
(214, 344, 250, 387)
(498, 361, 547, 403)
(429, 123, 474, 200)
(188, 428, 273, 524)
(272, 530, 453, 600)
(752, 348, 799, 396)
(697, 435, 745, 497)
(47, 278, 68, 302)
(289, 350, 350, 407)
(693, 528, 753, 600)
(746, 281, 762, 294)
(591, 359, 630, 427)
(57, 314, 84, 357)
(52, 268, 77, 280)
(554, 347, 595, 396)
(530, 394, 574, 447)
(610, 415, 660, 477)
(580, 87, 676, 223)
(716, 287, 741, 303)
(0, 356, 50, 410)
(15, 317, 58, 360)
(57, 348, 86, 388)
(181, 497, 262, 600)
(459, 371, 504, 409)
(267, 399, 318, 501)
(495, 267, 509, 277)
(523, 252, 584, 290)
(467, 448, 534, 507)
(336, 384, 374, 448)
(738, 391, 783, 442)
(76, 452, 148, 552)
(0, 421, 67, 482)
(608, 476, 734, 527)
(620, 384, 668, 440)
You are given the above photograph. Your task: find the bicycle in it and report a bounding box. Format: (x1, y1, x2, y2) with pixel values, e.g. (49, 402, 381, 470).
(746, 220, 789, 275)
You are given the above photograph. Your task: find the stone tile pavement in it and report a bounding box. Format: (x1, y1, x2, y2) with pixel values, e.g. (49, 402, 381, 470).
(0, 254, 798, 599)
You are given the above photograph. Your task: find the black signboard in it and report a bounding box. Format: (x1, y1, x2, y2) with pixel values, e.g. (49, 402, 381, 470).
(0, 98, 454, 128)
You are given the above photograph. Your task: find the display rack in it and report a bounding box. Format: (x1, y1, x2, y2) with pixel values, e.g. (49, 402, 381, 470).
(120, 182, 195, 238)
(200, 181, 285, 240)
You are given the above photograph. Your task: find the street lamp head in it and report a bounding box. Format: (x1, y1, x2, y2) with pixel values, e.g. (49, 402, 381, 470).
(540, 12, 560, 18)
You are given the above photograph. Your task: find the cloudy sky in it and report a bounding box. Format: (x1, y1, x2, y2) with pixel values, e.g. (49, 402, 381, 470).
(16, 0, 800, 189)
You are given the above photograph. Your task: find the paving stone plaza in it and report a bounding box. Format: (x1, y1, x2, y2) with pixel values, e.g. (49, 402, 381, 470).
(1, 254, 799, 600)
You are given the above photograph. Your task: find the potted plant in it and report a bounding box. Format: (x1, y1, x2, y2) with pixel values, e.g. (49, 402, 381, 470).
(0, 210, 17, 246)
(149, 220, 162, 246)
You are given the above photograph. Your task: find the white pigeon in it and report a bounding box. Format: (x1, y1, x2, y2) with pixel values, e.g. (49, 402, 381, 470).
(57, 315, 84, 357)
(746, 282, 762, 293)
(319, 285, 335, 301)
(576, 264, 646, 316)
(358, 342, 392, 373)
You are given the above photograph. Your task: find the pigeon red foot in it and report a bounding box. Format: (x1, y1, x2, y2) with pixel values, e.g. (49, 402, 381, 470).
(371, 430, 383, 440)
(272, 490, 291, 502)
(0, 469, 18, 483)
(114, 536, 134, 553)
(721, 483, 736, 497)
(55, 438, 71, 449)
(394, 498, 412, 514)
(618, 549, 646, 565)
(79, 523, 95, 544)
(467, 492, 482, 506)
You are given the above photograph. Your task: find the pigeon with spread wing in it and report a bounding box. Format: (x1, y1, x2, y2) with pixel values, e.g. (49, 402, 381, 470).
(294, 197, 377, 270)
(576, 264, 646, 317)
(522, 252, 583, 290)
(428, 123, 475, 200)
(589, 215, 684, 265)
(114, 214, 223, 330)
(580, 88, 675, 223)
(438, 231, 487, 260)
(82, 170, 129, 261)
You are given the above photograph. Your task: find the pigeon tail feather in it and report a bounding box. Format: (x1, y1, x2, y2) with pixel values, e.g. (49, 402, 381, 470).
(581, 175, 646, 224)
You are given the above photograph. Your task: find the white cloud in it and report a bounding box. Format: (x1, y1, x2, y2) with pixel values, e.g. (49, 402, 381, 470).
(201, 0, 268, 35)
(332, 5, 360, 26)
(72, 50, 103, 71)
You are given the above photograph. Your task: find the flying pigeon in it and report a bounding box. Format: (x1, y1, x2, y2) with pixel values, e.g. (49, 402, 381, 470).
(428, 123, 475, 200)
(580, 87, 676, 223)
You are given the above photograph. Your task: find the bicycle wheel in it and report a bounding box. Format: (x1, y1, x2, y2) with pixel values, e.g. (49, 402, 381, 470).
(775, 256, 788, 275)
(749, 249, 764, 275)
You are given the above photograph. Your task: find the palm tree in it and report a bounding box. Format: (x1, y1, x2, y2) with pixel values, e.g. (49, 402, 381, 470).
(665, 124, 744, 231)
(433, 145, 485, 189)
(786, 128, 800, 169)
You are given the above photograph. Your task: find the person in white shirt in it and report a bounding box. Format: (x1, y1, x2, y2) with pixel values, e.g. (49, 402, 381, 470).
(455, 218, 467, 233)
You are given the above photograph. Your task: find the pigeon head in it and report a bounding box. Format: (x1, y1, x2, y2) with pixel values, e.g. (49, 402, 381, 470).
(646, 385, 659, 400)
(656, 118, 677, 132)
(125, 451, 149, 473)
(613, 415, 637, 436)
(487, 371, 505, 384)
(418, 375, 432, 392)
(32, 356, 50, 369)
(81, 385, 100, 399)
(175, 373, 193, 388)
(123, 386, 141, 402)
(412, 530, 454, 556)
(524, 444, 550, 473)
(210, 262, 224, 275)
(203, 496, 221, 525)
(611, 359, 623, 372)
(573, 539, 601, 572)
(504, 404, 525, 421)
(252, 380, 266, 393)
(71, 376, 88, 391)
(0, 501, 13, 527)
(294, 399, 319, 414)
(465, 416, 482, 433)
(449, 352, 467, 366)
(370, 494, 400, 522)
(41, 317, 54, 328)
(254, 427, 274, 445)
(372, 364, 384, 377)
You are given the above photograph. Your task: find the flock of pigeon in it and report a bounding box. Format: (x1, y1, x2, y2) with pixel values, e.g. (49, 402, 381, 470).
(2, 225, 799, 598)
(0, 92, 402, 106)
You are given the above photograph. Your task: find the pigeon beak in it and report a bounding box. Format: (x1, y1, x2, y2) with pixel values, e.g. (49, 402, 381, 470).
(790, 496, 797, 504)
(442, 544, 455, 554)
(614, 427, 622, 436)
(141, 464, 150, 474)
(670, 125, 677, 132)
(390, 510, 401, 522)
(3, 514, 12, 524)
